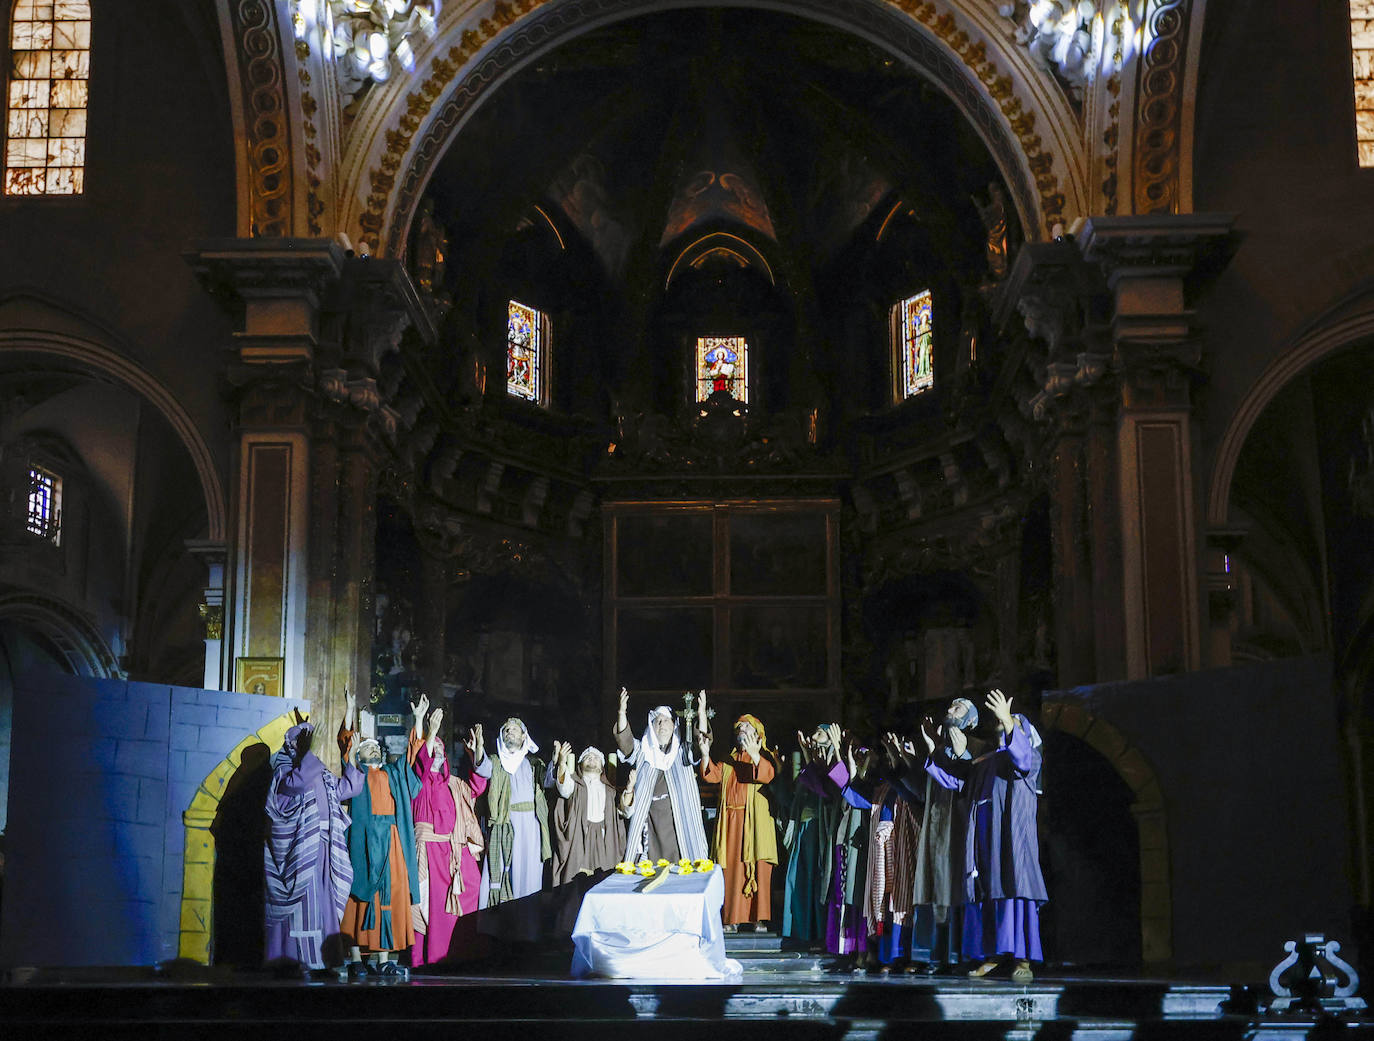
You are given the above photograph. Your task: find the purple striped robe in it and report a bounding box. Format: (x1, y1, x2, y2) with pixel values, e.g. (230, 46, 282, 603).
(264, 723, 365, 968)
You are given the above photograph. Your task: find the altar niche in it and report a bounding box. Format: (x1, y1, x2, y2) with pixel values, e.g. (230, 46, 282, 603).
(603, 500, 840, 738)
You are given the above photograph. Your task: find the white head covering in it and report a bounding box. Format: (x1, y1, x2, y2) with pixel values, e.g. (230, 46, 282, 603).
(637, 705, 680, 771)
(577, 746, 605, 771)
(496, 717, 538, 774)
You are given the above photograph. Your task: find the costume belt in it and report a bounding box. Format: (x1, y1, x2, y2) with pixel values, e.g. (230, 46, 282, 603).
(510, 800, 535, 812)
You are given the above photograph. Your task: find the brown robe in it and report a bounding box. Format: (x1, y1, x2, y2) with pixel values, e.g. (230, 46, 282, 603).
(552, 773, 623, 885)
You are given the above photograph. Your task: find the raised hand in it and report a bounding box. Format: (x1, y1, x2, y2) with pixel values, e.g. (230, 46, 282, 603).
(414, 693, 429, 721)
(617, 686, 630, 732)
(985, 688, 1015, 732)
(796, 729, 811, 765)
(824, 723, 843, 756)
(696, 689, 708, 732)
(919, 717, 938, 755)
(465, 724, 485, 763)
(343, 699, 356, 732)
(741, 726, 762, 763)
(427, 707, 444, 737)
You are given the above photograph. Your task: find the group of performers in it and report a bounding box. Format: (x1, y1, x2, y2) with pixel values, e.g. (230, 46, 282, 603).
(261, 684, 1046, 982)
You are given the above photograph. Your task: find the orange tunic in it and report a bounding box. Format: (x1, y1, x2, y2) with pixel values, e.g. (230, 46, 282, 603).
(701, 754, 777, 925)
(339, 731, 419, 953)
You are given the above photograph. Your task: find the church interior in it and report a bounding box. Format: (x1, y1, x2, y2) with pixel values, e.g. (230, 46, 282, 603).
(1, 0, 1373, 1034)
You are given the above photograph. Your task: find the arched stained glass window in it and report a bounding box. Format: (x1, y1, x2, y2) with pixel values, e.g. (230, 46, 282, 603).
(1353, 3, 1373, 166)
(506, 299, 548, 404)
(893, 289, 934, 400)
(4, 0, 90, 195)
(696, 335, 749, 403)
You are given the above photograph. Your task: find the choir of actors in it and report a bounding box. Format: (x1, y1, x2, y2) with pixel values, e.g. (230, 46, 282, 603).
(261, 684, 1045, 982)
(780, 690, 1047, 980)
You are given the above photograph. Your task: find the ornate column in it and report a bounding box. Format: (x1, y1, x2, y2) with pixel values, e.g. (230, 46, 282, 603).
(1079, 215, 1235, 680)
(1007, 240, 1122, 686)
(187, 240, 431, 761)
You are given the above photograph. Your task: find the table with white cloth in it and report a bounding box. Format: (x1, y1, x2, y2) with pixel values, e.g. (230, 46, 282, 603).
(570, 866, 743, 980)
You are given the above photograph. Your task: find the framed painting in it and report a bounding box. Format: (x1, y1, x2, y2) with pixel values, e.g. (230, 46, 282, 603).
(235, 656, 285, 697)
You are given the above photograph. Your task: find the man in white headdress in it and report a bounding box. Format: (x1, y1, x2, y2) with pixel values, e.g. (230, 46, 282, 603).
(613, 687, 708, 863)
(474, 717, 550, 942)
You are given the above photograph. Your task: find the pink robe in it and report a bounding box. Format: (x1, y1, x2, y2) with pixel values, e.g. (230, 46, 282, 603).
(411, 742, 487, 966)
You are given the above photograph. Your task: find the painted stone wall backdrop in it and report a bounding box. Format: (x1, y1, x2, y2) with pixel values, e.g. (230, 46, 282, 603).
(0, 671, 305, 967)
(1045, 655, 1349, 971)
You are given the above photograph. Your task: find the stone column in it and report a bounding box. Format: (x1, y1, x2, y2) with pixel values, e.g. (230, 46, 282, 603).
(1079, 215, 1235, 680)
(186, 540, 227, 690)
(187, 240, 432, 766)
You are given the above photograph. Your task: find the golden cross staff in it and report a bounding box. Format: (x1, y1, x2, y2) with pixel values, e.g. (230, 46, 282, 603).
(681, 690, 715, 733)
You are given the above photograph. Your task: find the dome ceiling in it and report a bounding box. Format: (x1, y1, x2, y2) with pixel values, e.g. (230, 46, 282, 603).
(423, 7, 1016, 288)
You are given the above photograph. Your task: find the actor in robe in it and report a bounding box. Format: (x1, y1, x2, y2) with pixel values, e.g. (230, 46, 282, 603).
(697, 702, 778, 928)
(339, 696, 425, 979)
(862, 734, 923, 973)
(615, 687, 709, 863)
(825, 738, 874, 972)
(909, 697, 978, 973)
(475, 716, 551, 944)
(783, 723, 842, 945)
(264, 707, 362, 971)
(409, 709, 487, 967)
(549, 742, 623, 934)
(551, 742, 623, 884)
(922, 688, 1047, 982)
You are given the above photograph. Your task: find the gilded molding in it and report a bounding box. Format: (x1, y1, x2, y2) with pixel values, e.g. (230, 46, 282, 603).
(891, 0, 1066, 235)
(231, 0, 293, 237)
(361, 0, 1060, 256)
(1133, 0, 1190, 214)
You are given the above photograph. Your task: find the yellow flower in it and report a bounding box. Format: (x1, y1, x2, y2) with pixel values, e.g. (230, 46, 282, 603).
(693, 858, 715, 872)
(678, 858, 692, 868)
(639, 866, 656, 876)
(680, 865, 694, 875)
(656, 858, 670, 867)
(638, 860, 653, 870)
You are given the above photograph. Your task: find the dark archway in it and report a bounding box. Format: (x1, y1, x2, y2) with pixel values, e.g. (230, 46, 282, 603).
(1041, 730, 1142, 967)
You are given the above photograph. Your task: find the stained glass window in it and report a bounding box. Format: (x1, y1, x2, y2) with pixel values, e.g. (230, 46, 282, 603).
(26, 465, 60, 543)
(894, 290, 934, 399)
(696, 336, 749, 403)
(1354, 3, 1374, 166)
(506, 300, 546, 404)
(4, 1, 90, 196)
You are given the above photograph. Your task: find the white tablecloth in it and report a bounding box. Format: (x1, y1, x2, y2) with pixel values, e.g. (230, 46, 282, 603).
(570, 867, 743, 980)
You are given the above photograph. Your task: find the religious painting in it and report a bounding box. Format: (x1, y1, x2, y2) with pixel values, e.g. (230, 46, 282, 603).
(506, 300, 544, 403)
(661, 169, 778, 244)
(895, 289, 934, 399)
(234, 656, 284, 697)
(729, 605, 827, 690)
(616, 511, 713, 597)
(617, 606, 713, 691)
(729, 511, 827, 596)
(696, 335, 749, 403)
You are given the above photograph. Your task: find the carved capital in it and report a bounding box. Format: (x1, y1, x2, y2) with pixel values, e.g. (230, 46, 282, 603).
(185, 238, 347, 363)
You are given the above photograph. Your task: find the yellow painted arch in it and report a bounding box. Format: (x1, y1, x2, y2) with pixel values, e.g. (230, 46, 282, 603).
(178, 711, 300, 964)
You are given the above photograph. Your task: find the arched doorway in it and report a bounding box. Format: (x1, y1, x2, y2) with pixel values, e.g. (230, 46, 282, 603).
(1041, 699, 1172, 964)
(1041, 730, 1141, 967)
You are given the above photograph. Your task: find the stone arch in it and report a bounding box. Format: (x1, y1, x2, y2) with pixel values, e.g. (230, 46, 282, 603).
(1040, 698, 1172, 963)
(178, 710, 298, 963)
(0, 589, 120, 678)
(336, 0, 1090, 257)
(1206, 287, 1374, 528)
(0, 322, 227, 542)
